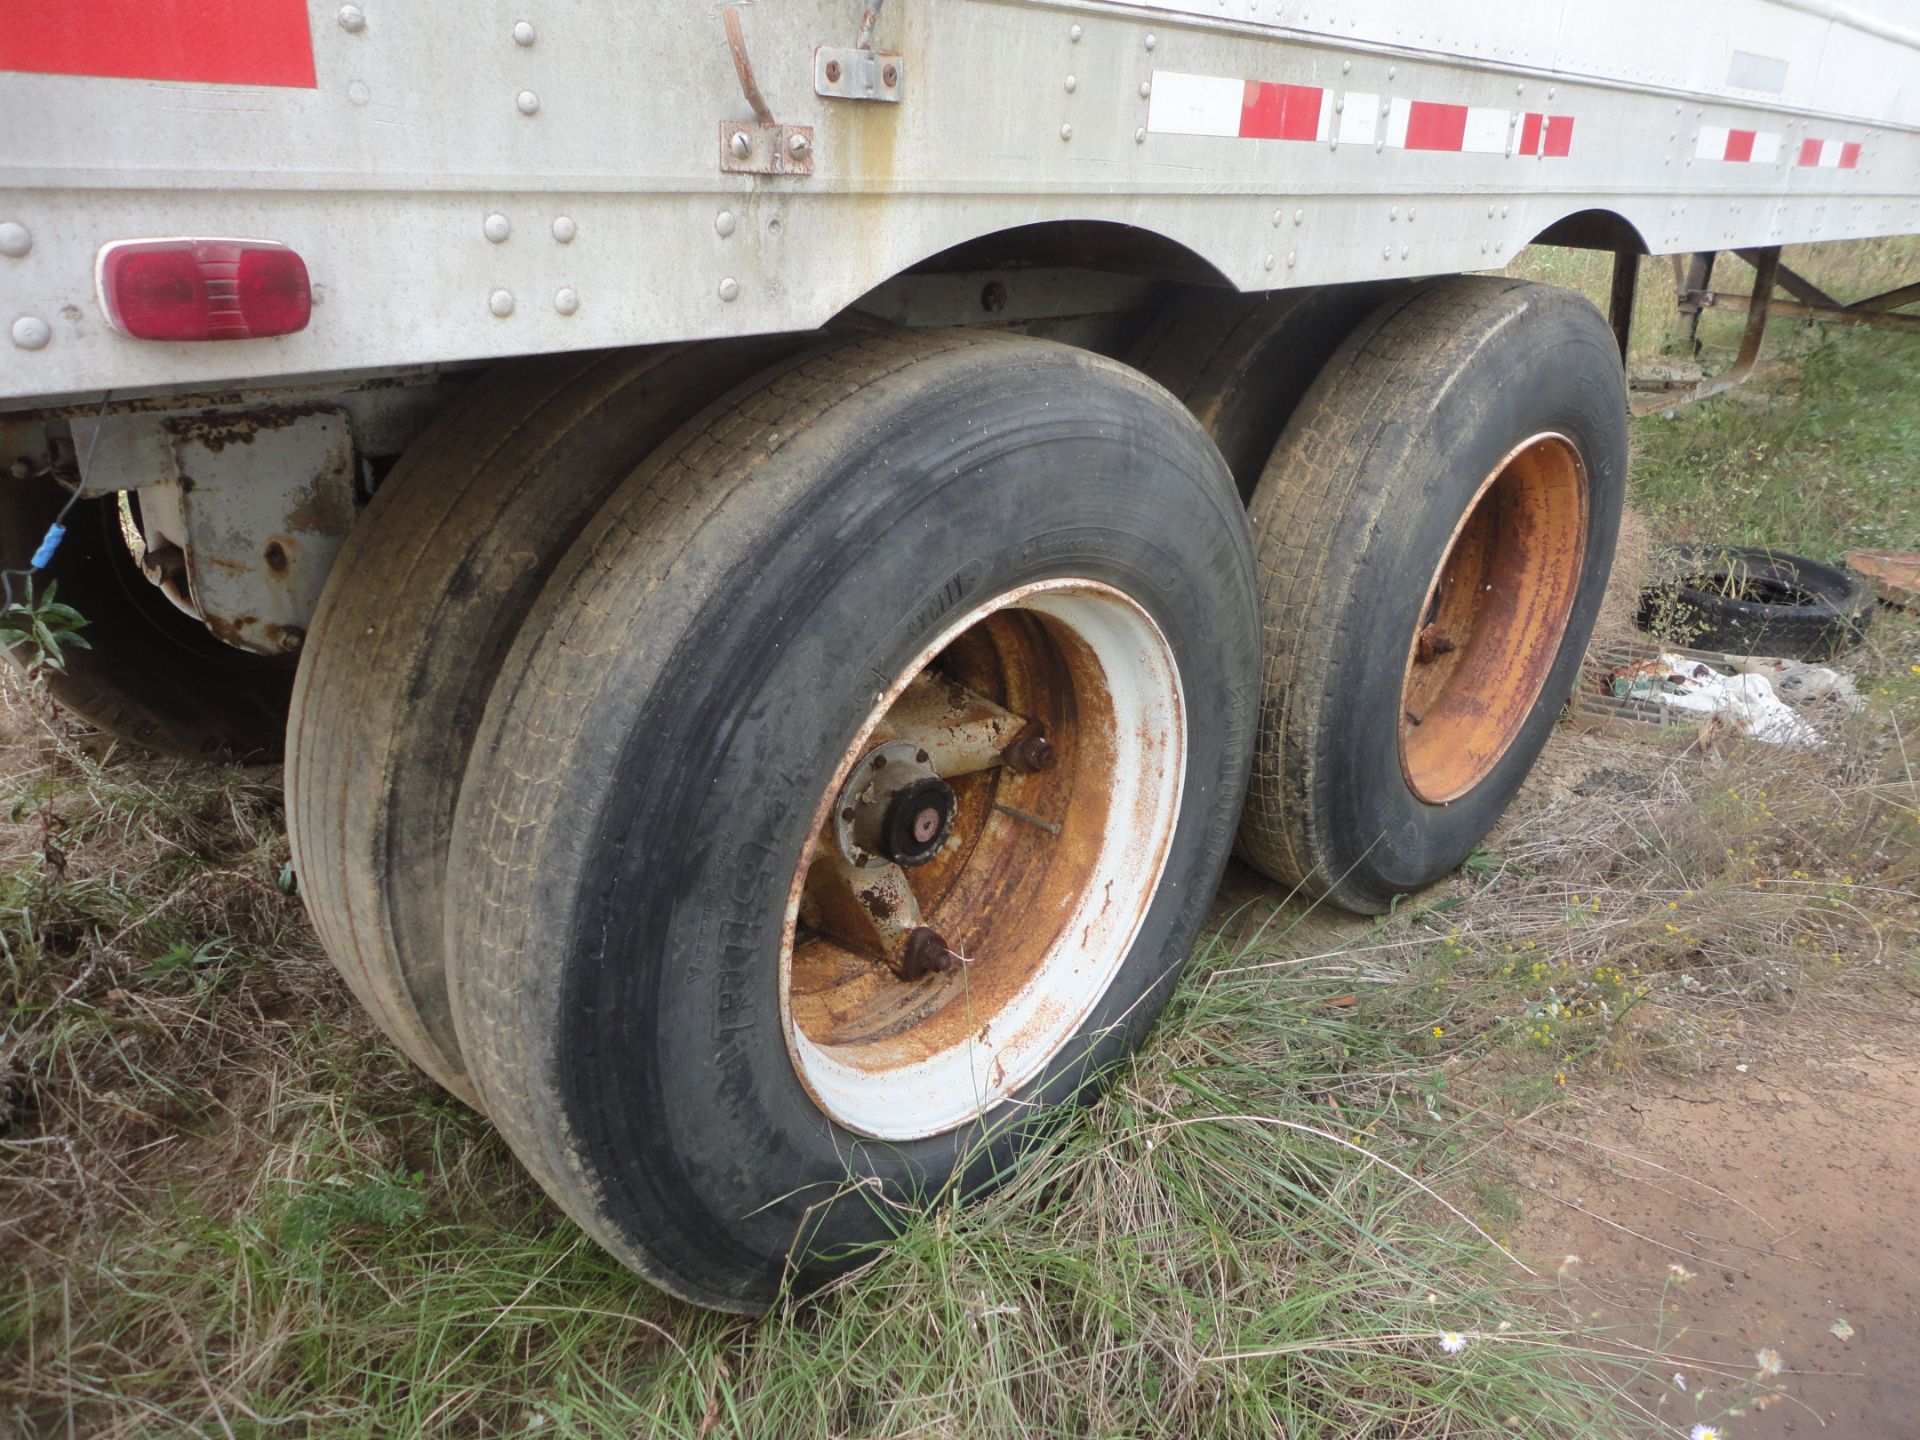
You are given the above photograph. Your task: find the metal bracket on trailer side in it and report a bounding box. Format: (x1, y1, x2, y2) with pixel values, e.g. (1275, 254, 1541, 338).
(718, 6, 813, 177)
(813, 45, 903, 102)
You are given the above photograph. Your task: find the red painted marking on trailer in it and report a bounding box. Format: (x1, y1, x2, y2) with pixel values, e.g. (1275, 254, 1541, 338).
(1240, 80, 1323, 142)
(1798, 137, 1824, 167)
(1518, 111, 1543, 156)
(0, 0, 316, 88)
(1404, 101, 1468, 151)
(1543, 115, 1574, 158)
(1840, 141, 1862, 169)
(1724, 129, 1756, 162)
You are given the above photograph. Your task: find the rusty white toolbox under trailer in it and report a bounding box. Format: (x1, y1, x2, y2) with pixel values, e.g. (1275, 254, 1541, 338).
(3, 0, 1919, 1310)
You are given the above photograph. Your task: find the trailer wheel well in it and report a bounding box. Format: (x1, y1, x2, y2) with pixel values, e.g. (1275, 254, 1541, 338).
(897, 220, 1233, 287)
(1528, 209, 1651, 255)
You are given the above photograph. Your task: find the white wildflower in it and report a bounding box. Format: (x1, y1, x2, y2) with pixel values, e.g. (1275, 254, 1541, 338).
(1438, 1331, 1467, 1355)
(1756, 1346, 1783, 1378)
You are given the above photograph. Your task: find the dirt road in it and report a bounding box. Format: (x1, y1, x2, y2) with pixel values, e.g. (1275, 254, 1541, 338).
(1517, 995, 1920, 1438)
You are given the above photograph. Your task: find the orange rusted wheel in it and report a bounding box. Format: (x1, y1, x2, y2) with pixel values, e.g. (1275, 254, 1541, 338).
(1238, 277, 1627, 913)
(444, 331, 1259, 1309)
(783, 579, 1184, 1140)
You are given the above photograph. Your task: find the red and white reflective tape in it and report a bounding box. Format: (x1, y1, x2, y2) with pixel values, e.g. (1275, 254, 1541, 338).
(1146, 71, 1573, 156)
(1695, 127, 1783, 163)
(1797, 137, 1862, 169)
(1696, 128, 1863, 167)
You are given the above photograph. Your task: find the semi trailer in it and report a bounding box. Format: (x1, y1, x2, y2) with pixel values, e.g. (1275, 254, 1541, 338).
(3, 0, 1917, 1310)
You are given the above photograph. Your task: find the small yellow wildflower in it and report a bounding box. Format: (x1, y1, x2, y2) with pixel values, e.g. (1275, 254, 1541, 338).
(1431, 1025, 1445, 1038)
(1554, 1072, 1567, 1086)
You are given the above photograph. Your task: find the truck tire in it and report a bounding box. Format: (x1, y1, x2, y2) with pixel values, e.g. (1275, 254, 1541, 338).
(1240, 277, 1627, 913)
(1638, 545, 1874, 659)
(1129, 281, 1402, 499)
(0, 475, 292, 759)
(445, 331, 1259, 1310)
(287, 340, 797, 1101)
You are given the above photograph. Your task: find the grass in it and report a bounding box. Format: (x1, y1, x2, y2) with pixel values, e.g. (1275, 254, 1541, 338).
(3, 242, 1920, 1437)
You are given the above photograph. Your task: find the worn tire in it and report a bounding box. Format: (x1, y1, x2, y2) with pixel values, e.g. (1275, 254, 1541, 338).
(1129, 281, 1404, 499)
(446, 331, 1260, 1310)
(0, 476, 292, 759)
(1240, 277, 1627, 913)
(1638, 545, 1874, 660)
(288, 340, 798, 1101)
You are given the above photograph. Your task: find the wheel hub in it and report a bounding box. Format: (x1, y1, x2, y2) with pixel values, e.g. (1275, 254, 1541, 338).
(781, 581, 1186, 1140)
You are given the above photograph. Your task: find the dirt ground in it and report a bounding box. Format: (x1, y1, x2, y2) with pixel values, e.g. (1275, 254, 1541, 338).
(1516, 994, 1920, 1437)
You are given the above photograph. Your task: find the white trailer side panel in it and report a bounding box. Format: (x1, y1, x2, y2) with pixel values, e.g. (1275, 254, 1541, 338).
(3, 0, 1918, 401)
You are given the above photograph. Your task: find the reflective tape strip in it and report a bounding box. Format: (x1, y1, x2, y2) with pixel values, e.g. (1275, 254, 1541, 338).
(1696, 126, 1785, 162)
(1146, 72, 1573, 157)
(1797, 137, 1863, 168)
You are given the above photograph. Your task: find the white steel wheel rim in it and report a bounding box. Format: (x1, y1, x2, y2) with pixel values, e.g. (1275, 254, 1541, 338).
(779, 580, 1187, 1141)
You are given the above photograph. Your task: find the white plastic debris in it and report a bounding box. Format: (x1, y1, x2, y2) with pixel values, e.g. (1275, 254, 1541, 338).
(1612, 653, 1820, 746)
(1727, 656, 1863, 711)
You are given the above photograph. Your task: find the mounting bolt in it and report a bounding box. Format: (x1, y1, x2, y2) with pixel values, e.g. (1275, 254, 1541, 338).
(10, 316, 50, 351)
(881, 62, 899, 87)
(1070, 22, 1083, 40)
(554, 287, 580, 316)
(787, 131, 810, 158)
(718, 277, 740, 302)
(1060, 122, 1073, 140)
(512, 19, 535, 45)
(488, 289, 515, 317)
(551, 215, 577, 243)
(824, 58, 842, 83)
(1002, 723, 1056, 775)
(728, 130, 752, 159)
(714, 209, 736, 238)
(337, 5, 366, 32)
(516, 89, 540, 115)
(0, 222, 29, 258)
(483, 212, 511, 243)
(899, 928, 956, 981)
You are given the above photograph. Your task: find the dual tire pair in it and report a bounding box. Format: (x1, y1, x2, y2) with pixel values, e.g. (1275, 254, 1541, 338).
(11, 277, 1626, 1308)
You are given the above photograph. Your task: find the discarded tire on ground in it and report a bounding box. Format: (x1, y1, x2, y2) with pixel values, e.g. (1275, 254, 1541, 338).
(1238, 277, 1628, 914)
(1637, 545, 1873, 660)
(0, 473, 293, 760)
(288, 341, 798, 1100)
(444, 332, 1260, 1310)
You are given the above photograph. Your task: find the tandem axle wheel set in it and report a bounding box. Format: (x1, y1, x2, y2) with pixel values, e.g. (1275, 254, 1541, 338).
(4, 275, 1627, 1308)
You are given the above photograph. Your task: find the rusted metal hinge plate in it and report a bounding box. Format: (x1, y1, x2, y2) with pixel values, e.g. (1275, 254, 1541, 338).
(719, 121, 814, 176)
(814, 45, 903, 102)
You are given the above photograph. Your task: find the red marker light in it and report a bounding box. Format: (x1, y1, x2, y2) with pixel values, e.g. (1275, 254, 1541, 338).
(98, 239, 312, 341)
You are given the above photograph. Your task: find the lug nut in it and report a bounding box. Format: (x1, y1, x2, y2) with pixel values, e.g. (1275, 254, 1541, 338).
(899, 927, 956, 981)
(1002, 722, 1056, 774)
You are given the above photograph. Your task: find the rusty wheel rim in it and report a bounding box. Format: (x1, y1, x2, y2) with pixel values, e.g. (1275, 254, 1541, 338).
(779, 580, 1186, 1140)
(1398, 432, 1588, 805)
